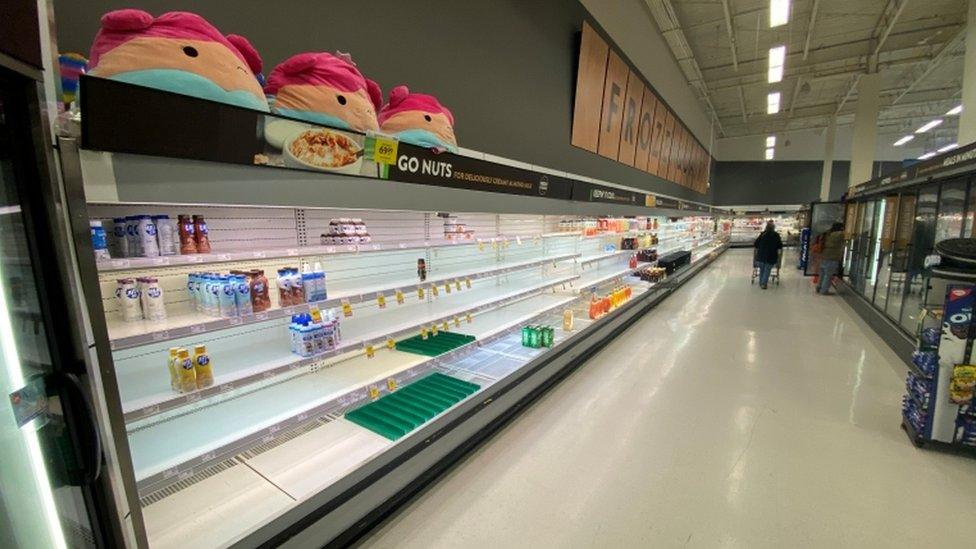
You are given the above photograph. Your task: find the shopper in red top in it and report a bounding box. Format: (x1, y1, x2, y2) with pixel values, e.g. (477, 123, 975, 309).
(754, 220, 783, 289)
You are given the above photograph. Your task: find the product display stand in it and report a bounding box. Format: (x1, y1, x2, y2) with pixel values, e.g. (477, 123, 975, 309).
(902, 271, 976, 452)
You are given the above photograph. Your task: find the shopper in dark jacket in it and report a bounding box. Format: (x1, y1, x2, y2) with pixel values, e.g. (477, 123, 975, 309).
(754, 221, 783, 289)
(817, 222, 845, 295)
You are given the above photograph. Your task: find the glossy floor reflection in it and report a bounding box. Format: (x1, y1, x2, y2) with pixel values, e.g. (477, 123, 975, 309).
(358, 250, 976, 548)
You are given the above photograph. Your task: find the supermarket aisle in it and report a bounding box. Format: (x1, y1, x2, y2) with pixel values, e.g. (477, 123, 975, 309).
(358, 249, 976, 548)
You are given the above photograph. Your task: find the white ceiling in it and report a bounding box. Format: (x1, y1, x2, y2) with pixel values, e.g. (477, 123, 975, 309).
(645, 0, 968, 155)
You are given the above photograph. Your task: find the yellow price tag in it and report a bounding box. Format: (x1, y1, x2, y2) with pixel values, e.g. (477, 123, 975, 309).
(376, 294, 387, 309)
(396, 290, 404, 304)
(491, 240, 498, 250)
(372, 136, 399, 165)
(341, 299, 353, 317)
(420, 327, 429, 340)
(431, 323, 439, 336)
(386, 377, 398, 392)
(386, 338, 396, 349)
(365, 344, 375, 358)
(478, 241, 485, 252)
(442, 321, 449, 332)
(368, 385, 380, 400)
(465, 277, 472, 289)
(431, 284, 439, 297)
(503, 239, 510, 249)
(455, 279, 462, 291)
(454, 316, 461, 328)
(466, 312, 472, 323)
(445, 282, 452, 294)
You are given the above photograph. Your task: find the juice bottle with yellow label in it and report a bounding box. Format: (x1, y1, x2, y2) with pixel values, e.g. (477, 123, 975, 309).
(167, 347, 180, 391)
(178, 348, 196, 393)
(193, 344, 213, 389)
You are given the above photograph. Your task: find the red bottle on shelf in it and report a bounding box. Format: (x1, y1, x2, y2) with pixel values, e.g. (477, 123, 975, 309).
(193, 215, 211, 254)
(178, 214, 197, 254)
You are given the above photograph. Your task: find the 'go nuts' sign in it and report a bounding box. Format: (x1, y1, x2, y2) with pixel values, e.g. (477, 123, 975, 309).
(572, 21, 710, 195)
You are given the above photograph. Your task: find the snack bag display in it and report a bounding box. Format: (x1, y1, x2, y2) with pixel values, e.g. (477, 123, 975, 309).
(264, 52, 381, 132)
(88, 10, 268, 111)
(379, 85, 458, 152)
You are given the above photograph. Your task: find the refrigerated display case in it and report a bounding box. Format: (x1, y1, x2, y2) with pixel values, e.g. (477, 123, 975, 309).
(729, 213, 799, 247)
(50, 73, 727, 546)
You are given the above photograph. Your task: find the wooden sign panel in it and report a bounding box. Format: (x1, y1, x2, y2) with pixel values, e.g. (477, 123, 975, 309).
(617, 72, 645, 166)
(633, 88, 657, 172)
(648, 100, 668, 175)
(571, 23, 609, 153)
(597, 50, 629, 159)
(659, 111, 676, 178)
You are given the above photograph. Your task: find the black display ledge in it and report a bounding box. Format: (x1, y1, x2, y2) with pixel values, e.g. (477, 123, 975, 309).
(848, 140, 976, 199)
(79, 76, 725, 215)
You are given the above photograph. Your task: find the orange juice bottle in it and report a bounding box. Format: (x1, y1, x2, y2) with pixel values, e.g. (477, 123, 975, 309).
(193, 345, 213, 389)
(177, 348, 196, 393)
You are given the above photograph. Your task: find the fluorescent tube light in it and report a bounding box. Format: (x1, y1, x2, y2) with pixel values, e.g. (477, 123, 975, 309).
(765, 147, 775, 160)
(915, 119, 943, 133)
(770, 0, 790, 27)
(767, 92, 781, 114)
(768, 45, 785, 83)
(918, 152, 937, 160)
(937, 143, 958, 153)
(893, 135, 914, 146)
(946, 105, 963, 116)
(766, 136, 776, 148)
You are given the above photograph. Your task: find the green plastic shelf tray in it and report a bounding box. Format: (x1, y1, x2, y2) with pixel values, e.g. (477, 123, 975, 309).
(395, 331, 475, 357)
(345, 373, 481, 440)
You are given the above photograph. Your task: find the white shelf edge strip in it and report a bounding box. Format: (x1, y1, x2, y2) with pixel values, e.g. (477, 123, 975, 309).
(109, 252, 581, 351)
(121, 274, 580, 423)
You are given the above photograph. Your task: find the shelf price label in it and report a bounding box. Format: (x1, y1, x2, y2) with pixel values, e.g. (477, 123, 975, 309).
(465, 277, 472, 289)
(431, 284, 439, 297)
(455, 279, 462, 291)
(386, 337, 396, 349)
(420, 327, 429, 340)
(376, 293, 387, 309)
(441, 320, 449, 332)
(466, 313, 472, 324)
(368, 385, 380, 400)
(365, 344, 375, 359)
(431, 323, 439, 336)
(371, 136, 399, 165)
(516, 236, 522, 246)
(386, 377, 398, 392)
(418, 286, 425, 300)
(395, 290, 404, 304)
(478, 240, 485, 252)
(453, 316, 461, 328)
(341, 299, 353, 317)
(444, 281, 452, 294)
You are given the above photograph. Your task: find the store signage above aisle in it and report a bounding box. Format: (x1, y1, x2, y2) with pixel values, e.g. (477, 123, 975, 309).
(571, 21, 710, 195)
(79, 76, 714, 215)
(848, 140, 976, 199)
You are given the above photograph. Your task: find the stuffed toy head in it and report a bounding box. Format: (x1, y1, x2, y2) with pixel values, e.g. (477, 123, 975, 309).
(378, 86, 457, 152)
(88, 10, 267, 111)
(264, 52, 381, 132)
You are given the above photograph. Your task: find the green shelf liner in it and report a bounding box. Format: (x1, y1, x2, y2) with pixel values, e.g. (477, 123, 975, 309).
(345, 373, 481, 440)
(394, 331, 476, 356)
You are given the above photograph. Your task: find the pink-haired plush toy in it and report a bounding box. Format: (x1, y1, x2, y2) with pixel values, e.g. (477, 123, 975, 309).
(87, 9, 267, 111)
(264, 52, 381, 133)
(378, 86, 457, 152)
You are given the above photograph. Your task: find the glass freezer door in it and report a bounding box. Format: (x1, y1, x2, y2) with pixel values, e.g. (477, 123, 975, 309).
(0, 72, 98, 547)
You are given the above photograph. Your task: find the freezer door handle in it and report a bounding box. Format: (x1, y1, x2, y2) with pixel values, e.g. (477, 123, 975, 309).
(54, 372, 103, 485)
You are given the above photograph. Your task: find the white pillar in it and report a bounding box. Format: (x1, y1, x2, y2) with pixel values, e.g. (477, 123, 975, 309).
(959, 0, 976, 145)
(849, 72, 882, 187)
(820, 118, 836, 201)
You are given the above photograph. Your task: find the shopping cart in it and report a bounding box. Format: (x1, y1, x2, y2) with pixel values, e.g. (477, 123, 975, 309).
(751, 249, 783, 286)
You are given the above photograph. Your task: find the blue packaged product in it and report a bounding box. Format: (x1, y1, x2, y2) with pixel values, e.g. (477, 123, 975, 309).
(920, 327, 941, 347)
(218, 276, 237, 317)
(234, 275, 253, 315)
(302, 269, 317, 303)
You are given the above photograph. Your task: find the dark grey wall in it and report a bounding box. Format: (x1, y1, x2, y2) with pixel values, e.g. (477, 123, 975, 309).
(712, 160, 903, 206)
(53, 0, 709, 203)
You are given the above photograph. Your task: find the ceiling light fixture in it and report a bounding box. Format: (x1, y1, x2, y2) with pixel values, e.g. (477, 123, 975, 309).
(766, 136, 776, 148)
(767, 92, 781, 114)
(915, 119, 943, 133)
(946, 105, 963, 116)
(918, 152, 937, 160)
(893, 135, 914, 146)
(765, 147, 775, 160)
(937, 143, 959, 153)
(770, 0, 790, 27)
(768, 45, 785, 83)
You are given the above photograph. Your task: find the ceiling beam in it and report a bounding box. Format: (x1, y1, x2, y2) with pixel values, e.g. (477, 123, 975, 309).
(720, 0, 739, 71)
(737, 86, 747, 123)
(645, 0, 726, 136)
(803, 0, 821, 61)
(871, 0, 910, 61)
(788, 77, 804, 117)
(892, 27, 965, 104)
